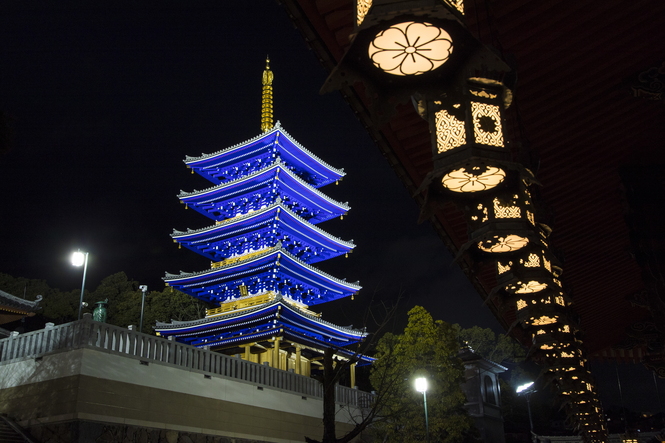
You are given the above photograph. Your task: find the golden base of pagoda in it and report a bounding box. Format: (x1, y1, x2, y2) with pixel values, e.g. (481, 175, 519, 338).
(205, 291, 320, 318)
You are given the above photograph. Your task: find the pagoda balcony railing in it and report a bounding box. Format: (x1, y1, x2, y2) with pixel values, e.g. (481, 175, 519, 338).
(0, 314, 373, 408)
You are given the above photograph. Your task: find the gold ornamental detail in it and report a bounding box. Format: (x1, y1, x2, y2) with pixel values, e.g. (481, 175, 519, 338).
(494, 197, 521, 218)
(435, 109, 466, 153)
(444, 0, 464, 14)
(356, 0, 372, 26)
(261, 57, 274, 133)
(523, 253, 541, 268)
(472, 102, 504, 147)
(211, 246, 277, 269)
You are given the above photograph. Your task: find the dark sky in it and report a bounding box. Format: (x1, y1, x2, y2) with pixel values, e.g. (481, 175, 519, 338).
(2, 1, 663, 415)
(0, 1, 501, 331)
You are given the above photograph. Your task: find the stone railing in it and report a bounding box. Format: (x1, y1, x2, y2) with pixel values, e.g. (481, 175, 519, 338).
(0, 315, 373, 408)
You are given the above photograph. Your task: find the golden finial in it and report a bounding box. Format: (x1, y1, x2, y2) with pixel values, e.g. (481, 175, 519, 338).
(261, 56, 274, 133)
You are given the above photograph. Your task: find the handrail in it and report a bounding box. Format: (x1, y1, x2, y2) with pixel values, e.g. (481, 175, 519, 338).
(0, 414, 39, 443)
(0, 316, 374, 408)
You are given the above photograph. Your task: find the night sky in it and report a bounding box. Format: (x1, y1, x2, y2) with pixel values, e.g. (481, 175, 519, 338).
(0, 1, 501, 330)
(1, 1, 662, 414)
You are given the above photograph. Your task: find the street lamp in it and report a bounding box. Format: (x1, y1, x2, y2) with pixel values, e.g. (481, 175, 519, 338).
(138, 285, 148, 333)
(517, 381, 536, 443)
(415, 376, 430, 443)
(71, 250, 89, 320)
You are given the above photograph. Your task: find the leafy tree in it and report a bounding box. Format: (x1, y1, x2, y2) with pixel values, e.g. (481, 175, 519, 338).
(85, 273, 209, 332)
(41, 288, 80, 323)
(0, 272, 208, 333)
(455, 325, 525, 366)
(0, 272, 76, 324)
(89, 272, 140, 327)
(141, 286, 209, 334)
(0, 273, 52, 301)
(304, 297, 401, 443)
(369, 306, 474, 443)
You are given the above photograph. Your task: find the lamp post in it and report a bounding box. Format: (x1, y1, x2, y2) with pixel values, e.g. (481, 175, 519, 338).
(415, 376, 430, 443)
(71, 250, 89, 320)
(517, 381, 536, 443)
(138, 285, 148, 333)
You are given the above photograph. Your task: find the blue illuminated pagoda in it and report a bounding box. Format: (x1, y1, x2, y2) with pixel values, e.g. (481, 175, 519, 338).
(156, 59, 368, 379)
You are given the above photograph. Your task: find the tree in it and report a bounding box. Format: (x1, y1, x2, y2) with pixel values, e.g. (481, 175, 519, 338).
(141, 286, 209, 333)
(304, 297, 401, 443)
(369, 306, 474, 443)
(0, 272, 77, 324)
(84, 273, 209, 332)
(0, 272, 208, 333)
(89, 272, 140, 327)
(455, 325, 525, 367)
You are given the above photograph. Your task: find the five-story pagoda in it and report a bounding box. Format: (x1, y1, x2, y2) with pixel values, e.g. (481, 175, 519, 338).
(156, 59, 368, 379)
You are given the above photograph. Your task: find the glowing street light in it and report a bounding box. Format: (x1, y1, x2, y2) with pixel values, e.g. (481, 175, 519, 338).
(516, 381, 534, 393)
(415, 376, 430, 443)
(71, 250, 89, 320)
(516, 381, 536, 443)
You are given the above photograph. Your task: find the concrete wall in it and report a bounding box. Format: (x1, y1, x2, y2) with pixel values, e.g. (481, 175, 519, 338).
(0, 347, 362, 443)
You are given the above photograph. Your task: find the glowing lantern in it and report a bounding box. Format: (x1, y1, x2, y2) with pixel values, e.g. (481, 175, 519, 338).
(528, 319, 579, 351)
(497, 246, 563, 297)
(322, 0, 510, 123)
(456, 182, 549, 259)
(514, 289, 572, 328)
(414, 78, 526, 204)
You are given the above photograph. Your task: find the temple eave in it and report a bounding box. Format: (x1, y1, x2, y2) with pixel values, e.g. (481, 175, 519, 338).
(184, 126, 345, 186)
(155, 299, 366, 339)
(163, 247, 362, 301)
(178, 162, 350, 214)
(170, 203, 355, 251)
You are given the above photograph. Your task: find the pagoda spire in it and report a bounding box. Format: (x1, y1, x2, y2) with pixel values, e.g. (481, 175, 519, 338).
(261, 56, 274, 133)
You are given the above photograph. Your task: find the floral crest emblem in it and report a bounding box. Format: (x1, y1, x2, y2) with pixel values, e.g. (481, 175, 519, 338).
(477, 235, 529, 253)
(508, 280, 548, 294)
(441, 166, 506, 193)
(368, 21, 453, 76)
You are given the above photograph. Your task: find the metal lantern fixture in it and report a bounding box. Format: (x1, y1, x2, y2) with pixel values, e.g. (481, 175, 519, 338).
(528, 318, 579, 353)
(514, 290, 572, 328)
(498, 246, 566, 304)
(533, 341, 585, 368)
(457, 181, 549, 260)
(322, 0, 510, 122)
(323, 2, 607, 441)
(428, 79, 512, 170)
(497, 241, 561, 284)
(414, 78, 526, 198)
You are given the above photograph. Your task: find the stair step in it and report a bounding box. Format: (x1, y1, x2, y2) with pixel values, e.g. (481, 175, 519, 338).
(0, 417, 32, 442)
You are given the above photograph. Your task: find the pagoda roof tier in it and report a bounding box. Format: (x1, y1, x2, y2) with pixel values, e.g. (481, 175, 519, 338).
(185, 123, 344, 188)
(155, 296, 374, 365)
(164, 246, 361, 306)
(179, 162, 349, 223)
(172, 202, 355, 264)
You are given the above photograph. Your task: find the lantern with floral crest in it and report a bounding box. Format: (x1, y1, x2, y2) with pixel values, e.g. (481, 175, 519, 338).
(528, 315, 579, 351)
(415, 77, 522, 197)
(514, 290, 572, 328)
(496, 243, 563, 296)
(322, 0, 510, 123)
(456, 180, 549, 260)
